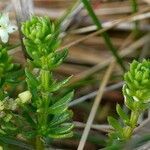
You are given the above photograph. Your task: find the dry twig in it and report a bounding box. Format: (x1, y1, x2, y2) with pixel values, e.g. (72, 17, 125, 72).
(77, 62, 115, 150)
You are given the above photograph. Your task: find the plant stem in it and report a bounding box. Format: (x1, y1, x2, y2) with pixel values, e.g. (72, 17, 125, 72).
(36, 66, 51, 149)
(130, 0, 138, 13)
(130, 0, 139, 36)
(123, 111, 140, 139)
(82, 0, 126, 71)
(36, 135, 44, 150)
(39, 69, 50, 130)
(41, 69, 50, 91)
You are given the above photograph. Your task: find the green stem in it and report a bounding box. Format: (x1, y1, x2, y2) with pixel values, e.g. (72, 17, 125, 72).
(130, 0, 139, 36)
(39, 69, 51, 129)
(82, 0, 126, 71)
(123, 111, 140, 139)
(36, 68, 51, 149)
(41, 69, 50, 91)
(36, 135, 44, 150)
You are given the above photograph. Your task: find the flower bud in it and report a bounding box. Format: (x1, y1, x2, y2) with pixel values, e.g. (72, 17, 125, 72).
(0, 145, 3, 150)
(17, 91, 32, 104)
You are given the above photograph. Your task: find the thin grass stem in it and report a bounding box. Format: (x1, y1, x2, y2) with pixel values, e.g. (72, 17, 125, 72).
(82, 0, 126, 71)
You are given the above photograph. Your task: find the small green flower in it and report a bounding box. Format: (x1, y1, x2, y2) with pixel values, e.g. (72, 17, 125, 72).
(0, 13, 17, 43)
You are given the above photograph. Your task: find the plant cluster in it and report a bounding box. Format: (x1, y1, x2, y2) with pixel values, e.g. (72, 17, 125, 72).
(21, 16, 74, 141)
(107, 60, 150, 149)
(0, 13, 74, 150)
(0, 11, 149, 150)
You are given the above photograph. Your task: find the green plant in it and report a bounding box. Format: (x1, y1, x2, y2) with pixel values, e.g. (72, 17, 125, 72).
(0, 13, 74, 150)
(107, 59, 150, 149)
(21, 16, 74, 149)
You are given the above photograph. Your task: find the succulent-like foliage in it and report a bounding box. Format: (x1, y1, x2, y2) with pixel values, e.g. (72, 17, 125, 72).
(0, 45, 14, 87)
(0, 91, 32, 136)
(22, 16, 67, 70)
(0, 45, 22, 137)
(21, 16, 74, 146)
(124, 60, 150, 108)
(107, 59, 150, 150)
(0, 44, 22, 91)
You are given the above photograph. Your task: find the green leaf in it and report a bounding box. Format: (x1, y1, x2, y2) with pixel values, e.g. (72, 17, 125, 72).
(122, 85, 134, 110)
(48, 91, 74, 114)
(48, 123, 73, 135)
(2, 122, 17, 132)
(22, 111, 36, 127)
(107, 116, 122, 132)
(48, 123, 74, 139)
(49, 110, 73, 127)
(5, 69, 24, 84)
(49, 76, 72, 92)
(48, 131, 73, 139)
(23, 39, 35, 58)
(0, 136, 33, 150)
(116, 104, 129, 124)
(25, 68, 39, 87)
(0, 129, 6, 135)
(22, 130, 36, 139)
(50, 49, 68, 68)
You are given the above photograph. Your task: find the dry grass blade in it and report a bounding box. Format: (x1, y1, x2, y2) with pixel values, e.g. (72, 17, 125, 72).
(69, 81, 123, 107)
(74, 121, 112, 133)
(58, 7, 150, 51)
(142, 0, 150, 4)
(134, 118, 150, 134)
(77, 62, 115, 150)
(11, 0, 34, 58)
(68, 34, 150, 85)
(60, 0, 83, 32)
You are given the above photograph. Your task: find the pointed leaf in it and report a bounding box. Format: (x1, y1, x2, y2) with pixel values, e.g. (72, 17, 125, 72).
(48, 123, 73, 134)
(49, 76, 72, 92)
(48, 131, 73, 139)
(5, 69, 24, 84)
(116, 104, 129, 124)
(108, 116, 122, 132)
(23, 39, 35, 58)
(0, 136, 33, 149)
(50, 49, 68, 68)
(122, 85, 134, 110)
(25, 68, 39, 87)
(49, 110, 73, 127)
(22, 111, 36, 127)
(48, 91, 74, 114)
